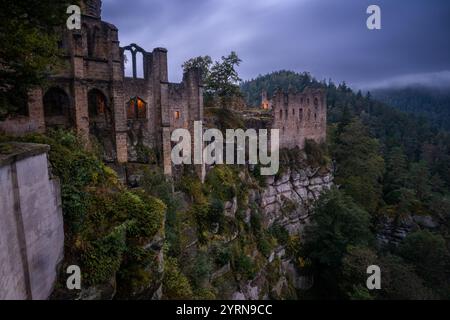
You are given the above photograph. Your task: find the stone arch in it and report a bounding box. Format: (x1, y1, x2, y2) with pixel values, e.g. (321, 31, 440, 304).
(88, 88, 115, 161)
(123, 44, 147, 79)
(43, 87, 73, 129)
(88, 88, 111, 128)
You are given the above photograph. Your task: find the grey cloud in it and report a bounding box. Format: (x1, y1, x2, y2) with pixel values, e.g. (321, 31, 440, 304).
(102, 0, 450, 88)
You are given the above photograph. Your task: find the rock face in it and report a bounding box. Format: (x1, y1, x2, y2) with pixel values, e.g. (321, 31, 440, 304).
(230, 166, 333, 300)
(377, 214, 439, 247)
(260, 167, 334, 234)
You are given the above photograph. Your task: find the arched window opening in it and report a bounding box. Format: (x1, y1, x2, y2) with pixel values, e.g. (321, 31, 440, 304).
(174, 111, 181, 120)
(279, 110, 282, 119)
(314, 97, 319, 106)
(123, 44, 147, 79)
(43, 87, 72, 128)
(135, 51, 144, 79)
(127, 97, 147, 120)
(299, 108, 303, 121)
(124, 50, 133, 77)
(292, 108, 295, 116)
(88, 89, 107, 118)
(307, 110, 311, 121)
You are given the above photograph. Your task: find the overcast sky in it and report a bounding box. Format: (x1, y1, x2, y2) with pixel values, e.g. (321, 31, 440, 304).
(102, 0, 450, 89)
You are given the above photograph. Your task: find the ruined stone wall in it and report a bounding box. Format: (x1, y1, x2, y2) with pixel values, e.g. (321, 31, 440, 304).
(271, 88, 327, 149)
(0, 143, 64, 300)
(0, 0, 204, 177)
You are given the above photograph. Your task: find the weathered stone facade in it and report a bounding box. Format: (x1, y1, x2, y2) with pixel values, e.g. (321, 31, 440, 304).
(270, 88, 327, 149)
(0, 0, 203, 176)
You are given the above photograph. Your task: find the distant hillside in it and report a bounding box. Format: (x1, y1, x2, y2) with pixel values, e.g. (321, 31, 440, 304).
(240, 70, 324, 107)
(372, 86, 450, 131)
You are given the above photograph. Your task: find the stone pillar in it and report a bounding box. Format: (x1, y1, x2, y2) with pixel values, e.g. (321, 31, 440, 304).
(152, 48, 172, 176)
(112, 83, 127, 163)
(28, 88, 45, 133)
(185, 68, 205, 182)
(73, 84, 89, 142)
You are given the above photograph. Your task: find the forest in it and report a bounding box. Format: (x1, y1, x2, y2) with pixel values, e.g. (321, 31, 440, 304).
(241, 70, 450, 299)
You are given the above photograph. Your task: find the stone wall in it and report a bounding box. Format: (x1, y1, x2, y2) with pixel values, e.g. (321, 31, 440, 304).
(0, 143, 64, 300)
(271, 88, 327, 149)
(0, 0, 204, 179)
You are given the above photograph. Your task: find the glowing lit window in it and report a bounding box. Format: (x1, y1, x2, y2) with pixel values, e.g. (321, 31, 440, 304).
(127, 97, 147, 120)
(174, 111, 180, 120)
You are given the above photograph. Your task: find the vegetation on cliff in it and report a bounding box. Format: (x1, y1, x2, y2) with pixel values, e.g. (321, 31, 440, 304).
(241, 71, 450, 299)
(0, 130, 166, 298)
(0, 0, 77, 119)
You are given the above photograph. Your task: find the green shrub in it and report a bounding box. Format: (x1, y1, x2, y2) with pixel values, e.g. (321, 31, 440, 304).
(81, 223, 128, 285)
(270, 224, 289, 246)
(163, 257, 194, 299)
(233, 253, 256, 280)
(212, 244, 231, 266)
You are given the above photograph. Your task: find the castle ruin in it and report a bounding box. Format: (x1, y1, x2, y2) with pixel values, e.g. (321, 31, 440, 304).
(0, 0, 327, 176)
(0, 0, 203, 177)
(269, 88, 327, 149)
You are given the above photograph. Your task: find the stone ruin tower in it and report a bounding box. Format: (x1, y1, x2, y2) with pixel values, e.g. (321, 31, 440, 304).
(269, 88, 327, 149)
(0, 0, 204, 178)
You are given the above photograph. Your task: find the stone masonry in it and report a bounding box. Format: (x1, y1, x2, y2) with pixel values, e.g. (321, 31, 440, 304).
(0, 143, 64, 300)
(0, 0, 203, 177)
(270, 88, 327, 149)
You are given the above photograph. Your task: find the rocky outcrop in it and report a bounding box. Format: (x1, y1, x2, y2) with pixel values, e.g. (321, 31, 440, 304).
(260, 167, 333, 234)
(377, 214, 440, 247)
(229, 165, 334, 300)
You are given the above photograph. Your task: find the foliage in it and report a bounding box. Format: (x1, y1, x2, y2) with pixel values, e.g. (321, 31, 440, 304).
(331, 118, 385, 214)
(303, 188, 373, 269)
(378, 255, 436, 300)
(373, 86, 450, 131)
(0, 0, 76, 119)
(183, 52, 242, 108)
(397, 230, 450, 296)
(240, 70, 322, 107)
(187, 251, 213, 288)
(4, 130, 166, 290)
(163, 257, 194, 299)
(233, 253, 256, 281)
(304, 139, 329, 167)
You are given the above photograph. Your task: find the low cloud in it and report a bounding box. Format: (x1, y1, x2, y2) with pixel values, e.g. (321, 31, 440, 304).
(102, 0, 450, 86)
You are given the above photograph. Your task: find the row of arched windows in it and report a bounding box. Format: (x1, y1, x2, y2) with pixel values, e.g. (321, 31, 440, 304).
(279, 107, 317, 122)
(43, 87, 112, 129)
(43, 88, 153, 123)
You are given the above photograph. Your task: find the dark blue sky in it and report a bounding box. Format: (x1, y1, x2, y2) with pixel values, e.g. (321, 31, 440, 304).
(102, 0, 450, 89)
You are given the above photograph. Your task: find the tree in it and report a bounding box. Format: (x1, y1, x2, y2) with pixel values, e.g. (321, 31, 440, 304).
(378, 255, 435, 300)
(0, 0, 74, 119)
(302, 188, 373, 298)
(397, 230, 450, 296)
(304, 188, 373, 267)
(183, 52, 242, 108)
(182, 55, 212, 81)
(341, 246, 378, 299)
(332, 119, 385, 214)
